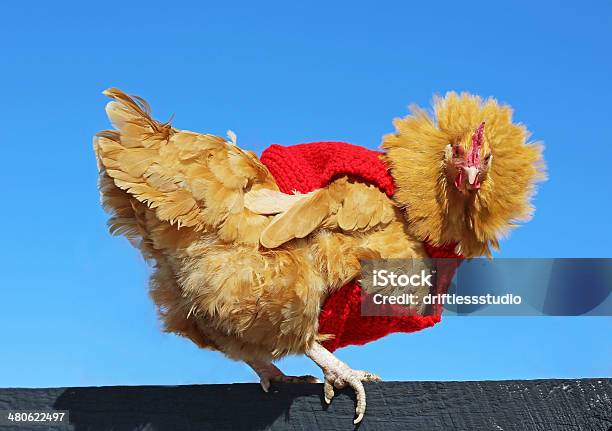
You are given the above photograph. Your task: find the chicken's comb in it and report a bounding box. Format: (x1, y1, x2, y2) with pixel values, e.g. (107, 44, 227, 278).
(468, 122, 485, 165)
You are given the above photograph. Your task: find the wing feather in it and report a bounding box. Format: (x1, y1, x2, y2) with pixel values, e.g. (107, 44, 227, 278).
(94, 88, 279, 246)
(259, 178, 396, 248)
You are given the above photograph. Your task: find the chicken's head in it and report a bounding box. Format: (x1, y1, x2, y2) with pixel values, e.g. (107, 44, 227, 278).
(382, 92, 546, 257)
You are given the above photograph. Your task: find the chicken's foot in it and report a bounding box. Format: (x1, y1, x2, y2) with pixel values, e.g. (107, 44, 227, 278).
(306, 342, 381, 424)
(247, 360, 319, 392)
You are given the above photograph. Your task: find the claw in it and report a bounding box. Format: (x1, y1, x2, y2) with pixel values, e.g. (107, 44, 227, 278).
(354, 412, 364, 425)
(260, 378, 271, 393)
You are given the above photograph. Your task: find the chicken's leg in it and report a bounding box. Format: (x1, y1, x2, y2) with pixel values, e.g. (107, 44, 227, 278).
(306, 342, 381, 424)
(247, 360, 319, 392)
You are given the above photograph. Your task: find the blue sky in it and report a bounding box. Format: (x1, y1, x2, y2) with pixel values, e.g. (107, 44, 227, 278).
(0, 1, 610, 388)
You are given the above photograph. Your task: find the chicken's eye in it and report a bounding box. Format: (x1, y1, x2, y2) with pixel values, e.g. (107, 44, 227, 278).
(484, 153, 492, 163)
(453, 146, 461, 157)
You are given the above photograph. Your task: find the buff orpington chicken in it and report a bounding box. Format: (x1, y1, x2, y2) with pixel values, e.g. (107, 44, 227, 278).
(94, 89, 545, 423)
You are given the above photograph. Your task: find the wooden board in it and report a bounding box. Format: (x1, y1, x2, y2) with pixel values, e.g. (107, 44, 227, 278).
(0, 379, 610, 430)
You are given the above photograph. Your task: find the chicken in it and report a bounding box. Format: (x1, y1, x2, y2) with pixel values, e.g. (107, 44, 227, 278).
(94, 89, 545, 423)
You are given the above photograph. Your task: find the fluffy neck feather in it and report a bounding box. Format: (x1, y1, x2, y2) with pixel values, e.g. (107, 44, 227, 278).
(381, 93, 546, 257)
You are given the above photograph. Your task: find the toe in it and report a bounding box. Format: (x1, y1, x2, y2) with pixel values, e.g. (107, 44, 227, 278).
(272, 374, 321, 384)
(357, 370, 381, 382)
(323, 378, 335, 404)
(346, 377, 367, 424)
(300, 375, 321, 384)
(333, 378, 347, 389)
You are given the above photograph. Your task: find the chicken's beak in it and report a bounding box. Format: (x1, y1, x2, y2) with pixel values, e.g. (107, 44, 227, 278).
(463, 166, 480, 189)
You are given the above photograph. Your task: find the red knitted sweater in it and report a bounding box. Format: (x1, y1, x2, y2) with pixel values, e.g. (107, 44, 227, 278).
(260, 141, 462, 352)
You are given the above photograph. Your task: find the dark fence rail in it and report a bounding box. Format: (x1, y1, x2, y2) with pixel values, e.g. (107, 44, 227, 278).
(0, 379, 610, 430)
